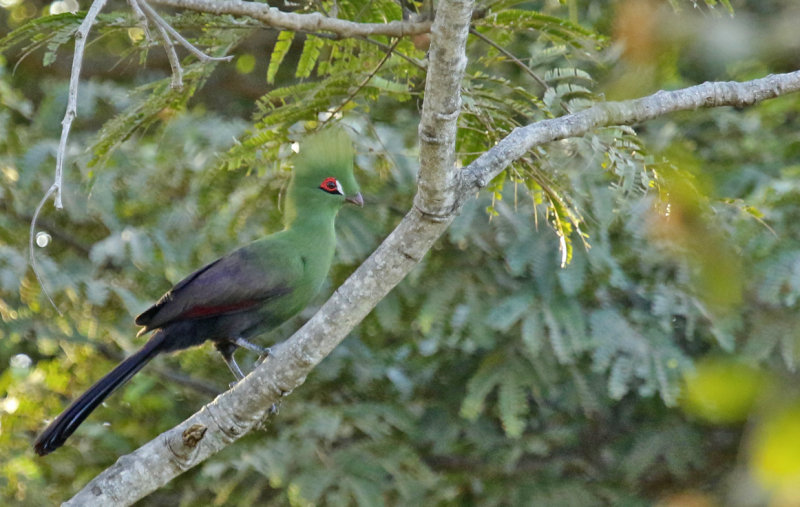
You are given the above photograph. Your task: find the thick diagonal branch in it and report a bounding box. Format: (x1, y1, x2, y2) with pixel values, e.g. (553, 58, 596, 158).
(414, 0, 473, 218)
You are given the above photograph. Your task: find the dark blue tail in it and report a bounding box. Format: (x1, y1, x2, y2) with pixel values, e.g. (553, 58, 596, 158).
(34, 332, 167, 456)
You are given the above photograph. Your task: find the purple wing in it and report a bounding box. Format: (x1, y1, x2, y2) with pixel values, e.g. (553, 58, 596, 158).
(135, 247, 297, 333)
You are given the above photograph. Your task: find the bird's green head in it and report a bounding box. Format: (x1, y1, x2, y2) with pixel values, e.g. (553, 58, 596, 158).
(288, 128, 363, 215)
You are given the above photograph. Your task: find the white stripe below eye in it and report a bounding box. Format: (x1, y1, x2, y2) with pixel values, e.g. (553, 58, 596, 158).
(335, 180, 344, 195)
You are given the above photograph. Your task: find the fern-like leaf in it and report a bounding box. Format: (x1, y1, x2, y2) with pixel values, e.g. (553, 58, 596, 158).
(90, 62, 217, 167)
(497, 372, 528, 438)
(460, 353, 504, 420)
(296, 34, 324, 79)
(267, 30, 294, 84)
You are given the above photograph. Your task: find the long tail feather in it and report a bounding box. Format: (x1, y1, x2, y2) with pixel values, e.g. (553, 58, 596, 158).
(34, 332, 167, 456)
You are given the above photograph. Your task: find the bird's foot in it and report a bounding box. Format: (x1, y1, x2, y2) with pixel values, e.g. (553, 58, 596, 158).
(233, 337, 270, 356)
(255, 347, 273, 366)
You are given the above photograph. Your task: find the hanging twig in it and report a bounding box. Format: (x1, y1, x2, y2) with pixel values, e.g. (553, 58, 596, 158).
(52, 0, 109, 210)
(360, 35, 425, 70)
(127, 0, 153, 42)
(29, 187, 61, 314)
(29, 0, 109, 313)
(137, 0, 185, 88)
(322, 38, 401, 126)
(468, 27, 571, 114)
(138, 0, 234, 63)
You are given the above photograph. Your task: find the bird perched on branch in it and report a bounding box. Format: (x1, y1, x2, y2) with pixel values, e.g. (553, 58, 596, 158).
(34, 128, 363, 456)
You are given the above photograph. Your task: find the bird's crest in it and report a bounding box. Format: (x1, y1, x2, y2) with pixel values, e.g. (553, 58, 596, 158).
(295, 128, 354, 178)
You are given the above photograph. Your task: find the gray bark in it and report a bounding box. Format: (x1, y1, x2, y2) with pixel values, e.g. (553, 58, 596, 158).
(151, 0, 432, 37)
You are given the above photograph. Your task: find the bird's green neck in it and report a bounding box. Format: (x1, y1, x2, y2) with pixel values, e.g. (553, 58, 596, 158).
(282, 186, 340, 234)
(281, 187, 340, 287)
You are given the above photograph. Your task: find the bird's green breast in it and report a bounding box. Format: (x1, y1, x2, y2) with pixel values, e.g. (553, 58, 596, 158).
(249, 209, 338, 326)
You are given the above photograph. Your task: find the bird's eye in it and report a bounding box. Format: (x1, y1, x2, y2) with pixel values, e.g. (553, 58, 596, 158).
(319, 177, 342, 195)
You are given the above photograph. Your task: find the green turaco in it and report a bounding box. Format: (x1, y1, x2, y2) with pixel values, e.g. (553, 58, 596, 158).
(34, 128, 363, 456)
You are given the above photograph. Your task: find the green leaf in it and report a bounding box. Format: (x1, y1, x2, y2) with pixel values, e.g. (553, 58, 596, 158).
(498, 374, 527, 438)
(543, 306, 571, 363)
(296, 34, 324, 79)
(521, 311, 544, 356)
(0, 12, 82, 55)
(460, 353, 504, 420)
(267, 30, 294, 84)
(608, 357, 633, 400)
(486, 293, 533, 332)
(90, 62, 217, 167)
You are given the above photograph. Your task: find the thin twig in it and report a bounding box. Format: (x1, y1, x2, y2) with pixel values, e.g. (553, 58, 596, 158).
(30, 0, 109, 313)
(140, 0, 185, 88)
(29, 186, 62, 315)
(468, 27, 571, 114)
(2, 201, 92, 256)
(90, 342, 222, 398)
(138, 0, 234, 63)
(360, 35, 425, 70)
(152, 366, 221, 398)
(322, 38, 401, 127)
(53, 0, 109, 210)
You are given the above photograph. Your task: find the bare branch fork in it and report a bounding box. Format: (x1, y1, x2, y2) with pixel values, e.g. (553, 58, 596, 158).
(62, 4, 800, 507)
(127, 0, 236, 90)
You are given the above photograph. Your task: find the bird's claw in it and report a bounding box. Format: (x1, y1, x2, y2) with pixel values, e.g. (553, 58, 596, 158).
(256, 347, 273, 366)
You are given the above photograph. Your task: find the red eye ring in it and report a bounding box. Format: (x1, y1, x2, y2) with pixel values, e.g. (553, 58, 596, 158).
(320, 177, 341, 194)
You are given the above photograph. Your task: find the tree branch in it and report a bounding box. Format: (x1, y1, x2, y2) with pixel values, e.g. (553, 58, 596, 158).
(414, 0, 474, 219)
(150, 0, 432, 37)
(140, 0, 185, 88)
(51, 0, 108, 211)
(459, 70, 800, 194)
(139, 0, 234, 64)
(28, 0, 109, 314)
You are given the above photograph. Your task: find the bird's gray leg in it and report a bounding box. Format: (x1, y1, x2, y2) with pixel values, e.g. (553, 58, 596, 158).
(230, 337, 278, 412)
(233, 337, 271, 356)
(215, 342, 245, 384)
(233, 337, 272, 364)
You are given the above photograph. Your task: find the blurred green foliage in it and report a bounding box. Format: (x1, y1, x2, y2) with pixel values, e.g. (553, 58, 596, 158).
(2, 0, 800, 505)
